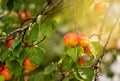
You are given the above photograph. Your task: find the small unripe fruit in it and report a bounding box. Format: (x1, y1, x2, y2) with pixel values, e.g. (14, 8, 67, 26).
(64, 32, 79, 47)
(94, 1, 107, 16)
(0, 65, 12, 80)
(6, 38, 14, 48)
(23, 58, 37, 72)
(84, 46, 91, 54)
(79, 59, 87, 64)
(78, 33, 89, 47)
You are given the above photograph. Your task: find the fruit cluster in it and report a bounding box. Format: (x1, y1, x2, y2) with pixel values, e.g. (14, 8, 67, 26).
(64, 32, 91, 65)
(0, 38, 37, 80)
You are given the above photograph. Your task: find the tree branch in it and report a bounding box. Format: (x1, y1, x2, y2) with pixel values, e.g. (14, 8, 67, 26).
(0, 0, 63, 43)
(94, 16, 120, 81)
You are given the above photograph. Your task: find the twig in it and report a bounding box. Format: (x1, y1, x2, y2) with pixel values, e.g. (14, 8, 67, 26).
(98, 2, 113, 37)
(41, 0, 63, 24)
(35, 36, 46, 45)
(0, 0, 63, 40)
(7, 22, 33, 38)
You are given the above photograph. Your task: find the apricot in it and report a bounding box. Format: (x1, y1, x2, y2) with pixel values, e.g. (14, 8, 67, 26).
(6, 38, 14, 48)
(78, 33, 89, 47)
(64, 32, 79, 47)
(0, 65, 12, 80)
(23, 58, 37, 72)
(94, 1, 107, 16)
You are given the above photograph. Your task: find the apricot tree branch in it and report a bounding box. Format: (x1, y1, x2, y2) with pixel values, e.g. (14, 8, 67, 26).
(98, 2, 113, 39)
(94, 16, 120, 81)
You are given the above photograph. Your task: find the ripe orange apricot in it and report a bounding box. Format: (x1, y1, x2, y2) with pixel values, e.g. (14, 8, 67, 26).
(78, 33, 89, 47)
(79, 59, 87, 64)
(83, 46, 91, 54)
(64, 32, 79, 47)
(23, 58, 37, 72)
(0, 65, 12, 80)
(94, 1, 107, 16)
(6, 38, 14, 48)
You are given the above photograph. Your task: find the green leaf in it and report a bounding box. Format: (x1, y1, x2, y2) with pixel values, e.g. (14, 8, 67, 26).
(0, 51, 10, 61)
(78, 68, 94, 81)
(19, 75, 25, 81)
(6, 0, 14, 11)
(66, 47, 77, 62)
(12, 38, 22, 49)
(61, 56, 73, 72)
(12, 42, 22, 57)
(29, 46, 45, 66)
(72, 68, 83, 81)
(0, 75, 5, 81)
(73, 68, 94, 81)
(40, 19, 57, 38)
(89, 42, 103, 59)
(44, 64, 56, 75)
(6, 60, 23, 75)
(77, 46, 84, 54)
(29, 23, 39, 41)
(16, 50, 26, 66)
(29, 72, 42, 81)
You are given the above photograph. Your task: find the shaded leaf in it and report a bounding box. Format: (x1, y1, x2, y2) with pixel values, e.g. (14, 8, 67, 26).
(29, 23, 39, 41)
(44, 64, 56, 75)
(6, 60, 23, 75)
(12, 42, 22, 57)
(0, 51, 10, 61)
(61, 56, 73, 72)
(12, 38, 22, 49)
(16, 50, 26, 66)
(7, 0, 14, 11)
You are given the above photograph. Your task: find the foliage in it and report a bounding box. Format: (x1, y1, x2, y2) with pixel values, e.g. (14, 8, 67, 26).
(0, 0, 120, 81)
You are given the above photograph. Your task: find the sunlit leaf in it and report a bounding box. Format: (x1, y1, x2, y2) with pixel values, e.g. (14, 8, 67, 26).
(66, 47, 77, 62)
(0, 75, 5, 81)
(78, 68, 94, 81)
(40, 19, 57, 38)
(89, 42, 103, 59)
(73, 68, 94, 81)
